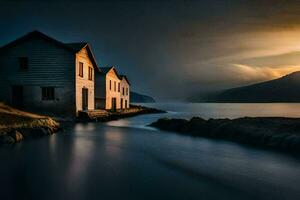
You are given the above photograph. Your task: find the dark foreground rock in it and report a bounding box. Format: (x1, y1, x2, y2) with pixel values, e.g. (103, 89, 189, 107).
(0, 126, 60, 144)
(150, 117, 300, 153)
(0, 102, 61, 144)
(78, 105, 166, 122)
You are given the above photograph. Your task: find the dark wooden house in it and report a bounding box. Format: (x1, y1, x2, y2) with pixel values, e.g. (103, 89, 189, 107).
(0, 31, 100, 117)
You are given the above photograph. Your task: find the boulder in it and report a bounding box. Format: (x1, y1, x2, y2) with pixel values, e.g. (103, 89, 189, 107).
(0, 135, 15, 144)
(9, 130, 24, 142)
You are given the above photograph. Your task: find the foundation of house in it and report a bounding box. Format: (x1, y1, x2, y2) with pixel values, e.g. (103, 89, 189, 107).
(77, 105, 166, 122)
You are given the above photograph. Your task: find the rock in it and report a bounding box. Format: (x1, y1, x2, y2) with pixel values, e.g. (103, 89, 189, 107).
(16, 127, 53, 138)
(0, 135, 15, 144)
(9, 130, 24, 142)
(149, 117, 300, 153)
(17, 128, 32, 138)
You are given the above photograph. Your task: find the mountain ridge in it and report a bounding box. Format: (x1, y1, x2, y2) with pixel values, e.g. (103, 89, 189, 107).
(130, 91, 156, 103)
(193, 71, 300, 102)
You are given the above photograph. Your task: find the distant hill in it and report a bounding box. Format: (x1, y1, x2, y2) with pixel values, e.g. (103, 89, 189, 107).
(194, 71, 300, 102)
(130, 91, 156, 103)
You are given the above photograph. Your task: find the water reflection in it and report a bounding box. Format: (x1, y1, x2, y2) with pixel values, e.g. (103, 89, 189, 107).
(139, 102, 300, 119)
(103, 129, 124, 158)
(1, 103, 300, 200)
(74, 123, 96, 133)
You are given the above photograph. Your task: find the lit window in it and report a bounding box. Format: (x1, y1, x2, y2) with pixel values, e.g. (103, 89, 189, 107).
(88, 67, 93, 80)
(79, 62, 83, 77)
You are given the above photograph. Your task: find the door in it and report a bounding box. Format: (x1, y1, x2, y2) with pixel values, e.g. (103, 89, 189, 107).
(111, 98, 117, 111)
(12, 85, 23, 108)
(120, 98, 123, 109)
(82, 88, 88, 110)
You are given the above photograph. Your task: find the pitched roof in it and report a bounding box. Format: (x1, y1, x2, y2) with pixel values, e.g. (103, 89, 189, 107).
(79, 44, 101, 72)
(0, 30, 75, 52)
(100, 67, 114, 74)
(65, 42, 88, 52)
(118, 74, 130, 85)
(0, 30, 101, 72)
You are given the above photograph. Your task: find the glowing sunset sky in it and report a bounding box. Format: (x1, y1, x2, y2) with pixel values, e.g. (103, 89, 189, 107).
(2, 0, 300, 100)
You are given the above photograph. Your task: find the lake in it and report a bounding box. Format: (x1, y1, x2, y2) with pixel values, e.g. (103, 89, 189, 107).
(1, 103, 300, 200)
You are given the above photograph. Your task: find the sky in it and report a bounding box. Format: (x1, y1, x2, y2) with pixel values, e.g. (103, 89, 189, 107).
(2, 0, 300, 101)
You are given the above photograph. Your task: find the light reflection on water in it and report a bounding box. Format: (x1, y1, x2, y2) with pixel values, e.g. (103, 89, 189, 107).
(0, 103, 300, 200)
(107, 103, 300, 129)
(140, 102, 300, 118)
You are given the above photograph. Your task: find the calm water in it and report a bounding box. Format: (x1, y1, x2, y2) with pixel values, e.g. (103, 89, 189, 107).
(1, 103, 300, 200)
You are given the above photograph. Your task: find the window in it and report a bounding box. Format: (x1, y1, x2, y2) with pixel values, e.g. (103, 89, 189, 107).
(114, 81, 116, 91)
(118, 83, 120, 92)
(109, 80, 112, 90)
(42, 87, 55, 100)
(126, 88, 129, 95)
(79, 62, 83, 77)
(88, 67, 93, 80)
(125, 100, 128, 108)
(122, 87, 125, 95)
(19, 57, 28, 70)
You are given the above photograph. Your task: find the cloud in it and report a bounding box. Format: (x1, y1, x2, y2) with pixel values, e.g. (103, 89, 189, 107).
(230, 64, 300, 83)
(3, 0, 300, 100)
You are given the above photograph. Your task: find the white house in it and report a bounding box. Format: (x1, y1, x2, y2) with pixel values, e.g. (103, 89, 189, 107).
(119, 75, 130, 109)
(95, 66, 130, 110)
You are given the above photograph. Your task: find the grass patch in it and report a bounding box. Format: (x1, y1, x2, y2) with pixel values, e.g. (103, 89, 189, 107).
(0, 102, 59, 134)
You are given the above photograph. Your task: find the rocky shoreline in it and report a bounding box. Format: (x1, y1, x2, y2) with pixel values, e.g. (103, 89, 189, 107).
(0, 119, 60, 144)
(0, 125, 59, 144)
(150, 117, 300, 153)
(0, 103, 164, 144)
(0, 103, 60, 144)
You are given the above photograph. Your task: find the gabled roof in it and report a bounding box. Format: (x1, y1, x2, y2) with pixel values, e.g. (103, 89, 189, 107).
(65, 42, 88, 52)
(100, 66, 119, 76)
(0, 30, 75, 52)
(100, 66, 130, 85)
(78, 43, 101, 72)
(118, 74, 130, 85)
(0, 30, 101, 72)
(100, 67, 114, 74)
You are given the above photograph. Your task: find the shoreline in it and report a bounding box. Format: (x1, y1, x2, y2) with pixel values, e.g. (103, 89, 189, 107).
(0, 104, 165, 144)
(149, 117, 300, 154)
(77, 104, 166, 122)
(0, 117, 60, 144)
(0, 103, 60, 144)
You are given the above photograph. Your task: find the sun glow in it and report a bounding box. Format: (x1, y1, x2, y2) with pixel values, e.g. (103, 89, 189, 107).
(231, 64, 300, 82)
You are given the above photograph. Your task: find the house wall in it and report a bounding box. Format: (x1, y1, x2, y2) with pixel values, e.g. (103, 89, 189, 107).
(105, 70, 121, 110)
(95, 73, 106, 109)
(75, 47, 95, 113)
(0, 37, 76, 116)
(120, 78, 130, 109)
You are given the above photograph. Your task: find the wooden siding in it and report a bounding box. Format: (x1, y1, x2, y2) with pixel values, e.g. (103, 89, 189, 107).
(120, 77, 130, 109)
(94, 68, 121, 110)
(75, 47, 95, 113)
(0, 37, 76, 116)
(95, 73, 106, 109)
(105, 69, 121, 110)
